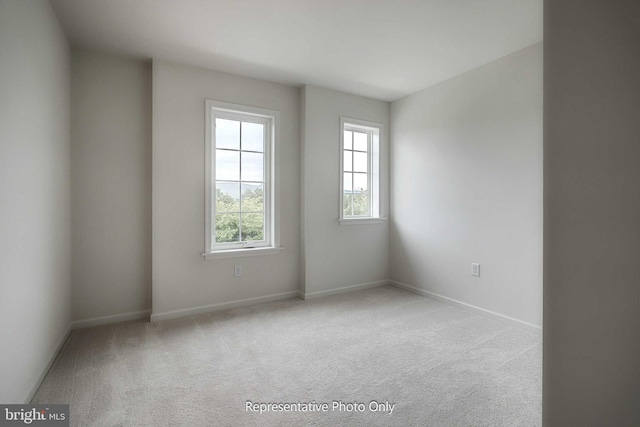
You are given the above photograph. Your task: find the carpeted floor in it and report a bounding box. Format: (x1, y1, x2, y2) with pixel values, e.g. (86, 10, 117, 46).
(32, 286, 541, 426)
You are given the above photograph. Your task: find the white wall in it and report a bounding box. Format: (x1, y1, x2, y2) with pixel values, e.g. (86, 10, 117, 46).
(301, 85, 389, 297)
(0, 0, 71, 403)
(70, 49, 152, 323)
(152, 60, 300, 318)
(544, 1, 640, 424)
(390, 43, 543, 327)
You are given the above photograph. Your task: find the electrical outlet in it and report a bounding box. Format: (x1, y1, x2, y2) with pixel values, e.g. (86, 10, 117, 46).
(234, 265, 242, 277)
(472, 263, 480, 277)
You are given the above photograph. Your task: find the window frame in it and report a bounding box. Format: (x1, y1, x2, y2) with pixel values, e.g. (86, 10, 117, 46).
(339, 117, 384, 225)
(203, 100, 281, 259)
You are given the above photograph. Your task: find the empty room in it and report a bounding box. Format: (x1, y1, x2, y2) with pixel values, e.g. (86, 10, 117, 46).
(1, 0, 639, 426)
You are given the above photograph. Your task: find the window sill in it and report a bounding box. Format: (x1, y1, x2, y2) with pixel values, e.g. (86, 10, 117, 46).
(201, 246, 284, 260)
(338, 217, 387, 226)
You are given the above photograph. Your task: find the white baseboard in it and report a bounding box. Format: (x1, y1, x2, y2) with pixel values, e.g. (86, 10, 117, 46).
(302, 280, 389, 300)
(150, 290, 301, 322)
(24, 323, 72, 404)
(389, 280, 542, 333)
(71, 310, 151, 329)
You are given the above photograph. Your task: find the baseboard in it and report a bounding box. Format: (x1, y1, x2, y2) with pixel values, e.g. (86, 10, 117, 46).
(302, 280, 389, 300)
(24, 323, 72, 404)
(71, 310, 151, 329)
(150, 290, 300, 322)
(389, 280, 542, 333)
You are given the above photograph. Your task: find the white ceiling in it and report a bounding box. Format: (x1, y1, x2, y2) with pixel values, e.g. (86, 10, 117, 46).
(50, 0, 542, 102)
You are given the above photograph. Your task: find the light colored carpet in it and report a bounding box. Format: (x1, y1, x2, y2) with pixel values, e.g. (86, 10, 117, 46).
(32, 286, 541, 426)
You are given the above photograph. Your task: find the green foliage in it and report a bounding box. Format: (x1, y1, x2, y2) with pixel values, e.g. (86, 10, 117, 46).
(241, 213, 263, 241)
(215, 213, 239, 243)
(215, 186, 264, 243)
(343, 190, 369, 217)
(241, 186, 264, 212)
(216, 188, 239, 212)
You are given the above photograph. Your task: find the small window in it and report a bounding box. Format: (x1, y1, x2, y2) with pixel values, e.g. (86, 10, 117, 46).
(204, 100, 280, 256)
(339, 117, 382, 224)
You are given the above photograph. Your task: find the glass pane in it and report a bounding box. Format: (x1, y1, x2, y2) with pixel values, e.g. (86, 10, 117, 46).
(343, 173, 352, 192)
(241, 213, 264, 241)
(215, 213, 240, 243)
(241, 183, 264, 212)
(215, 118, 240, 150)
(344, 131, 353, 149)
(344, 150, 353, 172)
(241, 152, 264, 182)
(353, 151, 368, 172)
(343, 194, 353, 217)
(215, 182, 239, 212)
(216, 149, 239, 180)
(242, 122, 264, 152)
(353, 172, 368, 191)
(352, 193, 369, 216)
(353, 131, 368, 151)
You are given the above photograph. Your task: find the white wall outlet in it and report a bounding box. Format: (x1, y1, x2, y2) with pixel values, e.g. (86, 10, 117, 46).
(472, 263, 480, 277)
(234, 265, 242, 277)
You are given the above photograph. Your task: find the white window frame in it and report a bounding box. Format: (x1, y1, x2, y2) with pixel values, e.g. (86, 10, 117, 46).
(203, 100, 282, 259)
(339, 117, 384, 225)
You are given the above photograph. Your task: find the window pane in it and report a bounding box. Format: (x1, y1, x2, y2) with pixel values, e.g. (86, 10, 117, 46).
(241, 152, 264, 182)
(216, 149, 240, 180)
(241, 213, 264, 241)
(241, 183, 263, 212)
(343, 173, 353, 192)
(344, 131, 352, 149)
(344, 150, 353, 172)
(352, 193, 369, 216)
(216, 118, 240, 150)
(242, 122, 264, 152)
(216, 182, 240, 212)
(353, 131, 367, 151)
(353, 151, 368, 172)
(216, 213, 239, 243)
(353, 172, 368, 191)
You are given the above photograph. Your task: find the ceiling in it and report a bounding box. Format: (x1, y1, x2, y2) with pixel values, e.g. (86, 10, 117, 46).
(50, 0, 542, 102)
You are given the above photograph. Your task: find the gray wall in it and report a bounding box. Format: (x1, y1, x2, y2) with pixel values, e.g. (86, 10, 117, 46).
(301, 85, 390, 297)
(390, 43, 543, 327)
(0, 0, 71, 403)
(544, 1, 640, 425)
(70, 50, 152, 323)
(152, 60, 300, 318)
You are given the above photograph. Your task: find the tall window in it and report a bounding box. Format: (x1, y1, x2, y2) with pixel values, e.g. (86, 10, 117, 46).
(339, 117, 382, 223)
(204, 100, 279, 255)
